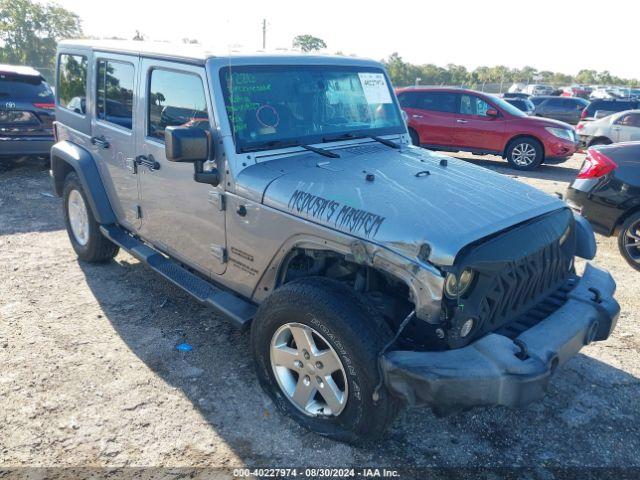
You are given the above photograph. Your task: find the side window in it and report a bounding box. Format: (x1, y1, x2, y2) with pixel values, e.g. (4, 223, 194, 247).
(419, 92, 456, 113)
(545, 98, 563, 108)
(147, 69, 209, 141)
(57, 54, 87, 114)
(96, 60, 135, 129)
(459, 94, 490, 116)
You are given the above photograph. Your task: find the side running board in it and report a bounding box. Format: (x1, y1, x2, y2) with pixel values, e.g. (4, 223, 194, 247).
(100, 224, 256, 330)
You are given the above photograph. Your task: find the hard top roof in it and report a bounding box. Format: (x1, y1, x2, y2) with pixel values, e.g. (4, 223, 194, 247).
(57, 39, 378, 67)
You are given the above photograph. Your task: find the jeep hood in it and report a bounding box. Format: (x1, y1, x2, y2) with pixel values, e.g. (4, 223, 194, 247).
(236, 144, 566, 266)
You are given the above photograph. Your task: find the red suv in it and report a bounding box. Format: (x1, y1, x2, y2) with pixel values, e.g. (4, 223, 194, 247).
(396, 87, 579, 170)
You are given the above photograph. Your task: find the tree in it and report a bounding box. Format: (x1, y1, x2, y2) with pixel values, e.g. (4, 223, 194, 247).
(292, 34, 326, 52)
(0, 0, 81, 72)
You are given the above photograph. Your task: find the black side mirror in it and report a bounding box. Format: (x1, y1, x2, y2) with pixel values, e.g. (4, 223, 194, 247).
(165, 126, 211, 162)
(164, 126, 220, 186)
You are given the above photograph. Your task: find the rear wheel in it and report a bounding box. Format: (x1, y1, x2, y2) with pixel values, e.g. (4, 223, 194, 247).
(251, 277, 401, 444)
(588, 137, 612, 147)
(63, 172, 119, 263)
(618, 211, 640, 271)
(505, 137, 543, 170)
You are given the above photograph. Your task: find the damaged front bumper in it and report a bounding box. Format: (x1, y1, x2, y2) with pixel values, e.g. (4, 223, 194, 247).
(382, 264, 619, 411)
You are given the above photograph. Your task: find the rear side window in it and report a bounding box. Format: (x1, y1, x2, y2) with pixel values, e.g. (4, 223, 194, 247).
(96, 60, 134, 129)
(543, 98, 563, 108)
(147, 69, 208, 141)
(58, 54, 88, 113)
(417, 92, 456, 113)
(0, 72, 53, 102)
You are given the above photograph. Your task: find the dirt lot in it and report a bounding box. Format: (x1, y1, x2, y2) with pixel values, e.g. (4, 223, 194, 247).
(1, 153, 639, 474)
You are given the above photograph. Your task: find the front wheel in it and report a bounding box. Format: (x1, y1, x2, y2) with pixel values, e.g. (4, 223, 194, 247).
(618, 211, 640, 271)
(63, 172, 119, 263)
(251, 277, 401, 444)
(408, 128, 420, 146)
(505, 138, 544, 170)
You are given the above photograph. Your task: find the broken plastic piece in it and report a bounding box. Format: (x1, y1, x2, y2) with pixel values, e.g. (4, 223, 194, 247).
(176, 343, 193, 352)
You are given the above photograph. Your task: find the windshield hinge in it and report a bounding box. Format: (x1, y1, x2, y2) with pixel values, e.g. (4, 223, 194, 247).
(208, 191, 226, 211)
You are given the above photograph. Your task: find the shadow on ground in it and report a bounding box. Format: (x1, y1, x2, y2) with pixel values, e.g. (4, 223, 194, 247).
(0, 159, 62, 236)
(78, 255, 640, 468)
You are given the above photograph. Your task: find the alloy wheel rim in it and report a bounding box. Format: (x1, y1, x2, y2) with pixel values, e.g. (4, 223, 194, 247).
(511, 143, 537, 166)
(270, 322, 348, 417)
(68, 189, 90, 246)
(624, 219, 640, 262)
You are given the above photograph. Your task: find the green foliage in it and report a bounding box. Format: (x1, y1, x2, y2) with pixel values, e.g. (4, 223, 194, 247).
(381, 53, 639, 88)
(0, 0, 82, 77)
(292, 35, 327, 52)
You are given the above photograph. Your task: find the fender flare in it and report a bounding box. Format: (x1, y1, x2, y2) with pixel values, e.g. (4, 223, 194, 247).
(50, 141, 116, 225)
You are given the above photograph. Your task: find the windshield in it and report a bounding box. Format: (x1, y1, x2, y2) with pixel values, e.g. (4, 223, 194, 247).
(491, 96, 527, 117)
(220, 65, 405, 153)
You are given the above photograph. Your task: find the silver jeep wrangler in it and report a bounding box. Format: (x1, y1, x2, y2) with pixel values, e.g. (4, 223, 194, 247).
(51, 40, 619, 444)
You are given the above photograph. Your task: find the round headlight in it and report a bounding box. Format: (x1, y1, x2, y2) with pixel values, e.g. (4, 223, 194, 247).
(444, 269, 475, 299)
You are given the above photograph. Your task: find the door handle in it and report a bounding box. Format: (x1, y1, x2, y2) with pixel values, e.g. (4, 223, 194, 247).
(412, 114, 424, 119)
(135, 154, 160, 172)
(91, 135, 110, 149)
(456, 119, 468, 124)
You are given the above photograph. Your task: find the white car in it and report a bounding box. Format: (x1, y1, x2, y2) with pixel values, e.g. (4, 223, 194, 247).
(524, 84, 555, 96)
(576, 109, 640, 148)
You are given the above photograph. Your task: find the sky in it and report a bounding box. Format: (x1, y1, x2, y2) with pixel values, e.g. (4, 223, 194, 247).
(44, 0, 640, 79)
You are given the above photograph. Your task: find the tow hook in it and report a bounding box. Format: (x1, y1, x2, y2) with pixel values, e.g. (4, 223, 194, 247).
(514, 339, 529, 360)
(588, 287, 602, 303)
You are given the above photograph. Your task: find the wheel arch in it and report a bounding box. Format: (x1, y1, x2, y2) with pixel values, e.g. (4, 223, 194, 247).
(50, 141, 116, 225)
(613, 204, 640, 235)
(252, 234, 444, 324)
(502, 134, 545, 159)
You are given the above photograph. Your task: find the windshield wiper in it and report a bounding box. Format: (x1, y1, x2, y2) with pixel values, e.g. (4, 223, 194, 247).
(370, 136, 400, 149)
(240, 139, 339, 158)
(301, 144, 340, 158)
(322, 132, 400, 149)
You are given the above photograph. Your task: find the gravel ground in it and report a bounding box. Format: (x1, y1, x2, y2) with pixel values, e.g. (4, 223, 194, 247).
(0, 153, 639, 475)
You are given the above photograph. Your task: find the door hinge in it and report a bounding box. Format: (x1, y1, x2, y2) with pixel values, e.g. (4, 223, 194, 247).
(135, 205, 143, 219)
(207, 191, 226, 211)
(210, 244, 227, 264)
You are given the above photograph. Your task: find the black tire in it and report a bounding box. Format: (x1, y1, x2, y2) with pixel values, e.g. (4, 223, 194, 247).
(588, 137, 612, 147)
(62, 172, 119, 263)
(251, 277, 401, 444)
(505, 137, 544, 170)
(618, 211, 640, 271)
(408, 128, 420, 146)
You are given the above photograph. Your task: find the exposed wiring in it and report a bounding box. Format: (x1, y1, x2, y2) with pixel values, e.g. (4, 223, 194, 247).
(372, 310, 415, 402)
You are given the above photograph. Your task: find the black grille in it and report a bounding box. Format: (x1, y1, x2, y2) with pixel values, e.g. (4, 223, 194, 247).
(445, 208, 576, 349)
(477, 240, 573, 331)
(495, 276, 577, 339)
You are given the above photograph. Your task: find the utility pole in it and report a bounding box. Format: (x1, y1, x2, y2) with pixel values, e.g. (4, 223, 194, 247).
(262, 19, 266, 50)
